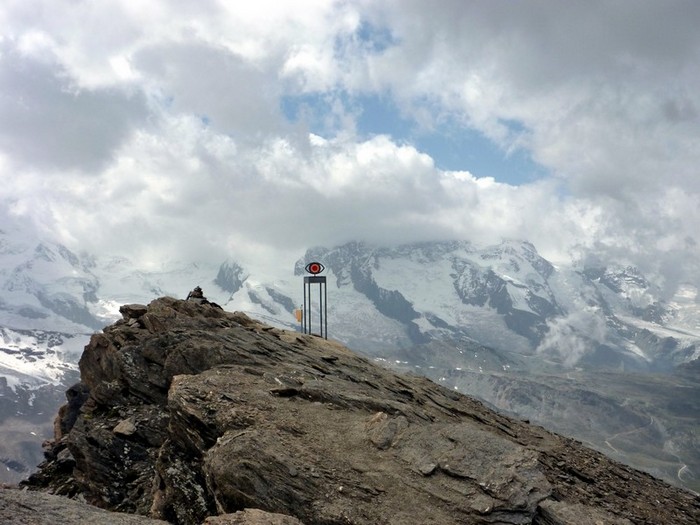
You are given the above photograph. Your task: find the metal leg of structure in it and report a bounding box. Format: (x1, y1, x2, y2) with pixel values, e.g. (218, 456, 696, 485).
(303, 275, 327, 339)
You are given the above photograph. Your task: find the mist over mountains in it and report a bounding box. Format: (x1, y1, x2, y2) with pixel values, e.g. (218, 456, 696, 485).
(1, 219, 699, 491)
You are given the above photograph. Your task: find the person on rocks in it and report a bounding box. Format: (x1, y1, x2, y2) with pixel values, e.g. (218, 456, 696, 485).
(187, 286, 205, 301)
(186, 286, 223, 309)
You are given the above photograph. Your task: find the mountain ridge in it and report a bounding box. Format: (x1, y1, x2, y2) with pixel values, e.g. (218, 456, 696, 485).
(1, 226, 699, 489)
(20, 296, 700, 524)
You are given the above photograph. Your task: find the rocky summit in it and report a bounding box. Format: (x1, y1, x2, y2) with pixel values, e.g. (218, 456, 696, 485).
(14, 295, 700, 524)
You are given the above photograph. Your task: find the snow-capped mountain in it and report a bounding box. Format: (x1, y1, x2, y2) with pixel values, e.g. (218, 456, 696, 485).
(1, 220, 699, 489)
(7, 228, 693, 376)
(228, 240, 699, 372)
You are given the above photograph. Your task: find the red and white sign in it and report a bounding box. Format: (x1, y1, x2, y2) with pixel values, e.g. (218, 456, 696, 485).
(305, 261, 325, 275)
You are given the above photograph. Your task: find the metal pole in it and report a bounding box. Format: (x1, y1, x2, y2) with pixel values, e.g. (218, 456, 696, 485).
(302, 283, 304, 334)
(307, 281, 311, 334)
(302, 279, 308, 334)
(324, 279, 327, 339)
(304, 283, 311, 334)
(302, 274, 327, 338)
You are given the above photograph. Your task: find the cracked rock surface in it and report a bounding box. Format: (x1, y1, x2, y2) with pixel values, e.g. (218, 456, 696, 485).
(19, 297, 700, 524)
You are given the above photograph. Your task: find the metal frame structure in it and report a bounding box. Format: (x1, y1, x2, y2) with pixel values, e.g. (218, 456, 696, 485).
(302, 275, 327, 339)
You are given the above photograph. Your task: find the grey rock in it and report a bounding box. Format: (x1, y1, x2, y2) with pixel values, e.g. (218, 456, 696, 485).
(203, 508, 305, 524)
(113, 418, 137, 436)
(534, 499, 634, 525)
(120, 304, 148, 320)
(0, 486, 169, 525)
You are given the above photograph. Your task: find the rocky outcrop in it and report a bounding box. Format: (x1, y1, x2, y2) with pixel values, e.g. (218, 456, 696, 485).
(23, 297, 700, 524)
(0, 486, 292, 525)
(0, 486, 169, 525)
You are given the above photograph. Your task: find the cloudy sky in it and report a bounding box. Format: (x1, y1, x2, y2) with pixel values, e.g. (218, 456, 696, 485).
(1, 1, 699, 292)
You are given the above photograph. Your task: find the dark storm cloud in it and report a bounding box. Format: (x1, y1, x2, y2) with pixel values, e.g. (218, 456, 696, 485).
(0, 43, 148, 172)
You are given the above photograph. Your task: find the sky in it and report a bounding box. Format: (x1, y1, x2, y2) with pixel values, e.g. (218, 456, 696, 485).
(1, 1, 699, 294)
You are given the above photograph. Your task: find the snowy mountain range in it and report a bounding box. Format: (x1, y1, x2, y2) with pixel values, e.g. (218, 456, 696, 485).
(260, 240, 697, 372)
(1, 220, 699, 489)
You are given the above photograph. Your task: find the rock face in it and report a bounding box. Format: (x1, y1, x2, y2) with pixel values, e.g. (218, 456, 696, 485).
(0, 486, 169, 525)
(23, 297, 700, 524)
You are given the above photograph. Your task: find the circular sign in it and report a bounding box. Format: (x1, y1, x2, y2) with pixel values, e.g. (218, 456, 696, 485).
(305, 261, 325, 275)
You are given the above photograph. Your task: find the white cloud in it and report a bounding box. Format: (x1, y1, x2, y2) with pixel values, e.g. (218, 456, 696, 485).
(536, 309, 609, 367)
(0, 1, 698, 292)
